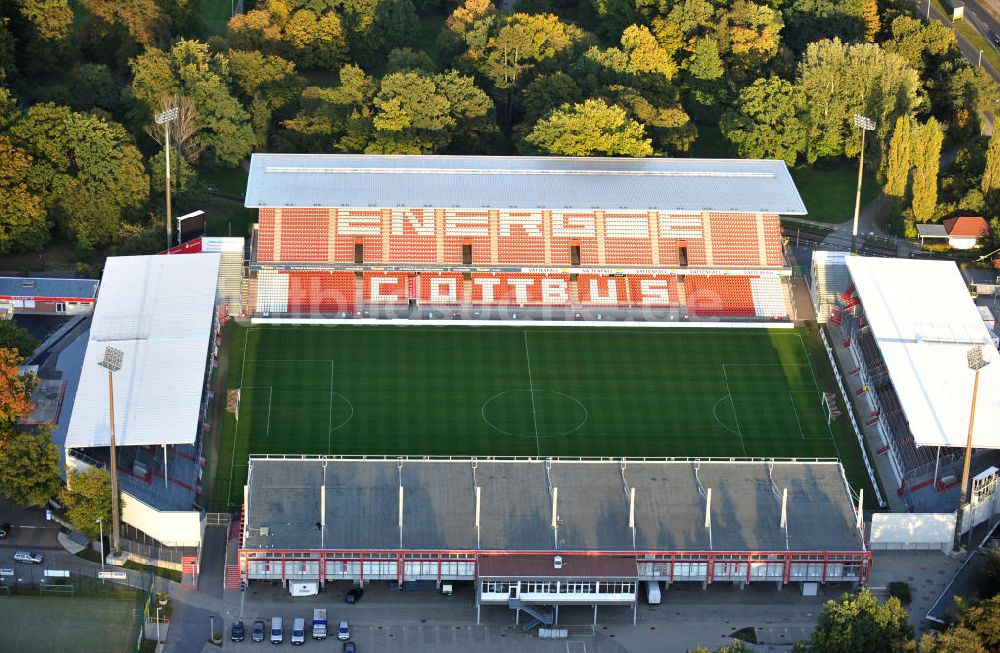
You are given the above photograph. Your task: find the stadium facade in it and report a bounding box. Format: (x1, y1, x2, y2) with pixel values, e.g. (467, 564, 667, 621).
(243, 155, 806, 320)
(236, 457, 868, 623)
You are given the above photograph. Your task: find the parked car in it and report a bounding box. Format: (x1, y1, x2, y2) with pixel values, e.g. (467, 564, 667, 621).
(291, 617, 306, 645)
(270, 617, 284, 644)
(252, 620, 265, 642)
(13, 550, 42, 564)
(337, 620, 350, 641)
(343, 642, 357, 653)
(0, 523, 10, 539)
(989, 30, 1000, 48)
(345, 587, 364, 604)
(231, 620, 245, 642)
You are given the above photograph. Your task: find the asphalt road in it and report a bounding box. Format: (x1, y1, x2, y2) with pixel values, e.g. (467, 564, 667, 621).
(925, 0, 1000, 83)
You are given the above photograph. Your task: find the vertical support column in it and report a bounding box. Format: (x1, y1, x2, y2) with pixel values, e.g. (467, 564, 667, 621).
(327, 209, 337, 263)
(701, 212, 714, 266)
(595, 211, 607, 265)
(543, 211, 552, 264)
(488, 210, 499, 264)
(273, 209, 283, 261)
(436, 209, 445, 263)
(648, 211, 660, 265)
(755, 213, 768, 266)
(381, 209, 391, 262)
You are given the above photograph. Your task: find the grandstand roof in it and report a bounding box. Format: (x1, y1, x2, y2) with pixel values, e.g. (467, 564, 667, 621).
(242, 457, 863, 553)
(845, 257, 1000, 450)
(244, 154, 808, 215)
(64, 254, 221, 449)
(0, 276, 99, 301)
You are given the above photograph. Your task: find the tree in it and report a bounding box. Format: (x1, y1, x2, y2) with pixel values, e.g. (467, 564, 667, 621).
(911, 118, 943, 223)
(282, 9, 348, 70)
(281, 64, 377, 152)
(802, 590, 913, 653)
(721, 76, 807, 165)
(0, 349, 36, 437)
(13, 0, 72, 41)
(798, 39, 919, 166)
(956, 596, 1000, 651)
(782, 0, 865, 52)
(861, 0, 879, 42)
(227, 51, 303, 111)
(620, 24, 679, 82)
(919, 627, 986, 653)
(983, 134, 1000, 215)
(884, 16, 954, 71)
(524, 99, 653, 157)
(719, 0, 784, 82)
(884, 115, 912, 211)
(60, 467, 115, 540)
(80, 0, 166, 48)
(9, 104, 149, 249)
(0, 429, 61, 508)
(0, 136, 48, 254)
(0, 322, 39, 359)
(66, 63, 122, 115)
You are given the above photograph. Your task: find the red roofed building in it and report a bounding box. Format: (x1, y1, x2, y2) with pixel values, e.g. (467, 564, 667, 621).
(943, 216, 989, 249)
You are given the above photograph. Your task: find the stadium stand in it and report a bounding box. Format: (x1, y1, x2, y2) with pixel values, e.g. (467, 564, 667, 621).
(245, 155, 805, 320)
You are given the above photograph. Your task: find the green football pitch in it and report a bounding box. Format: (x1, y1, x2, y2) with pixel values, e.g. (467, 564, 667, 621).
(213, 325, 872, 508)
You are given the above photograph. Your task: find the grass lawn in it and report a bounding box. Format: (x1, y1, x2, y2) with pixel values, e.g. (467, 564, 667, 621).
(204, 199, 256, 238)
(195, 0, 234, 37)
(211, 325, 874, 509)
(0, 594, 141, 653)
(124, 560, 182, 583)
(200, 167, 248, 196)
(791, 164, 880, 223)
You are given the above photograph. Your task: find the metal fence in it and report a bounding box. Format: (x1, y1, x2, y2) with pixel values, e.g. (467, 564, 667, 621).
(0, 564, 154, 594)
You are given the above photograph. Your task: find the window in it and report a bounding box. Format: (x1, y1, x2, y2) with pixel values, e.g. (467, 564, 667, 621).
(354, 243, 364, 264)
(678, 246, 688, 267)
(462, 244, 473, 265)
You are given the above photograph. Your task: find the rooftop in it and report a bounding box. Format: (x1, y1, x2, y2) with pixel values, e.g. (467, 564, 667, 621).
(845, 257, 1000, 449)
(64, 254, 221, 448)
(0, 277, 99, 300)
(242, 457, 863, 554)
(478, 554, 639, 578)
(944, 216, 989, 238)
(244, 154, 808, 215)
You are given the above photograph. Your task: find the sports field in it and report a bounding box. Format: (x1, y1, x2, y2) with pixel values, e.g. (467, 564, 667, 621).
(213, 325, 871, 508)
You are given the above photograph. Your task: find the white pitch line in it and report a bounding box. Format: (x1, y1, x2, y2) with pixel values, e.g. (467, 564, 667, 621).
(228, 328, 251, 507)
(328, 361, 335, 453)
(265, 387, 273, 438)
(524, 331, 540, 456)
(721, 364, 748, 456)
(789, 391, 806, 441)
(797, 331, 820, 390)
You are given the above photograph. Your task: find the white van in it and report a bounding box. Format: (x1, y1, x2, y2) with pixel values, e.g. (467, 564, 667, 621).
(270, 617, 284, 644)
(291, 618, 306, 645)
(644, 580, 661, 605)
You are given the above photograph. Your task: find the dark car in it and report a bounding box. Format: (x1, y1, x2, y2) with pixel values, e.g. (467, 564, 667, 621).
(990, 30, 1000, 48)
(343, 642, 357, 653)
(345, 587, 364, 604)
(252, 620, 265, 642)
(0, 523, 10, 539)
(231, 620, 245, 642)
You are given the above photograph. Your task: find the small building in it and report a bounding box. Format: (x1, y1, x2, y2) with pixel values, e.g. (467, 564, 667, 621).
(0, 277, 99, 317)
(915, 223, 948, 247)
(943, 216, 989, 250)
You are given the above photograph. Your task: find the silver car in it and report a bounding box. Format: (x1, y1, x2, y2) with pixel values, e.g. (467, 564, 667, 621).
(13, 550, 43, 564)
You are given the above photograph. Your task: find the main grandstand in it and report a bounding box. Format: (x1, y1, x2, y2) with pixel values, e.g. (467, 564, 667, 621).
(243, 155, 805, 320)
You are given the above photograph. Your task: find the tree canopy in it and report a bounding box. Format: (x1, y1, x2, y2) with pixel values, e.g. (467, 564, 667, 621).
(61, 467, 116, 540)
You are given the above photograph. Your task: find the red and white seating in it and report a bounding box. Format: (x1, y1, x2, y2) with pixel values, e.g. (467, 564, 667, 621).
(419, 273, 464, 304)
(685, 275, 756, 317)
(470, 274, 570, 305)
(286, 271, 356, 313)
(363, 272, 411, 304)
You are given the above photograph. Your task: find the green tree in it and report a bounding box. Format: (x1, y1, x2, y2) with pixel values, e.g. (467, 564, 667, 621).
(9, 104, 149, 249)
(0, 321, 40, 358)
(60, 467, 115, 540)
(620, 24, 679, 82)
(918, 627, 986, 653)
(227, 50, 304, 111)
(0, 136, 49, 254)
(80, 0, 166, 48)
(983, 134, 1000, 215)
(884, 16, 954, 71)
(884, 115, 912, 212)
(687, 37, 727, 110)
(385, 47, 437, 74)
(956, 596, 1000, 651)
(524, 98, 653, 157)
(0, 429, 61, 508)
(281, 64, 378, 152)
(802, 589, 913, 652)
(13, 0, 72, 40)
(721, 76, 807, 165)
(66, 63, 122, 115)
(520, 72, 583, 127)
(798, 39, 919, 166)
(283, 8, 348, 69)
(911, 118, 943, 223)
(719, 0, 784, 82)
(782, 0, 865, 52)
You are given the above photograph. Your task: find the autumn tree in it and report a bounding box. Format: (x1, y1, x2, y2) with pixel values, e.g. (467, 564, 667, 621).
(0, 322, 39, 359)
(80, 0, 167, 48)
(884, 115, 912, 213)
(0, 348, 36, 437)
(0, 428, 61, 508)
(524, 99, 653, 157)
(61, 467, 116, 540)
(0, 136, 48, 254)
(983, 134, 1000, 216)
(721, 76, 807, 165)
(801, 590, 913, 653)
(911, 118, 943, 223)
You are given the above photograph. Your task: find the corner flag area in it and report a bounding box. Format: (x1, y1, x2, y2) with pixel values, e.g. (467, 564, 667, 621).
(213, 325, 871, 508)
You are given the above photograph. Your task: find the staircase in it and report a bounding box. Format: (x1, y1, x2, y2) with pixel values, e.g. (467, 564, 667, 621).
(217, 250, 244, 309)
(224, 564, 241, 590)
(508, 598, 555, 631)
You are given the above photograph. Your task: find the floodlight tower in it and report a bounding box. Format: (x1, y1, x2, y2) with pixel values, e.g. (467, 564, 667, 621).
(851, 114, 876, 254)
(953, 345, 990, 552)
(98, 346, 124, 557)
(155, 107, 179, 251)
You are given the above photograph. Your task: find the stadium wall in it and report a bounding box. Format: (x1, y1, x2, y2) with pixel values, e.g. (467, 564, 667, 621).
(120, 493, 202, 548)
(250, 317, 796, 328)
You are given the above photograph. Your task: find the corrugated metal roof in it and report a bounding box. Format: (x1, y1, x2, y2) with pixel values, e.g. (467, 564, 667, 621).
(244, 154, 808, 214)
(845, 257, 1000, 450)
(64, 254, 221, 448)
(478, 554, 638, 578)
(0, 277, 99, 300)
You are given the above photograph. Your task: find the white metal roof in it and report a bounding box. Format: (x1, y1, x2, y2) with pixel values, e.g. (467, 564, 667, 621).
(845, 257, 1000, 449)
(244, 154, 808, 214)
(65, 254, 221, 448)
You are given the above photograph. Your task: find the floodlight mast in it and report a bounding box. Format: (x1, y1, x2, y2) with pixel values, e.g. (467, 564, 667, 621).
(851, 114, 876, 254)
(98, 346, 124, 557)
(155, 107, 180, 251)
(953, 346, 990, 552)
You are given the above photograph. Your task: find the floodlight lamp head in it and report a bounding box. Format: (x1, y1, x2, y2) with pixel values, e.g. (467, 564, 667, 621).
(98, 346, 124, 372)
(968, 346, 989, 371)
(853, 114, 876, 131)
(155, 107, 179, 124)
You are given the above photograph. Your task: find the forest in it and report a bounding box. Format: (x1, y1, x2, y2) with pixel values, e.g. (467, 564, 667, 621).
(0, 0, 998, 266)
